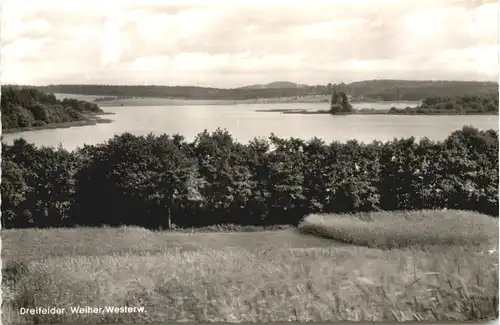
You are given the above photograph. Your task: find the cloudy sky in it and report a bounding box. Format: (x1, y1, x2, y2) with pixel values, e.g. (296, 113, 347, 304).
(1, 0, 498, 88)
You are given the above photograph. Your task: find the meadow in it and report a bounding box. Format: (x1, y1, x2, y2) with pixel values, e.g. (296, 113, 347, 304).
(2, 210, 498, 324)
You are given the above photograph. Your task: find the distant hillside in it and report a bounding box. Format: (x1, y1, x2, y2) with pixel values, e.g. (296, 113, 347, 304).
(1, 85, 103, 130)
(37, 84, 310, 100)
(239, 81, 308, 89)
(35, 80, 499, 102)
(348, 79, 497, 88)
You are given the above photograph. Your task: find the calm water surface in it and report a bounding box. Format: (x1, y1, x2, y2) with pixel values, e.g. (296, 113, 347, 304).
(2, 102, 498, 151)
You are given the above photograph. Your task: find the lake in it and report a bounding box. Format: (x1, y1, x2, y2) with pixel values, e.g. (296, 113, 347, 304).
(2, 101, 498, 151)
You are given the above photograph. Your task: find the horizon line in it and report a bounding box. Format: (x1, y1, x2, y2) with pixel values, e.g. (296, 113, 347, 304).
(3, 78, 498, 90)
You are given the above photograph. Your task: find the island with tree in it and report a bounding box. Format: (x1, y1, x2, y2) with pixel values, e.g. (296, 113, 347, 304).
(329, 88, 354, 114)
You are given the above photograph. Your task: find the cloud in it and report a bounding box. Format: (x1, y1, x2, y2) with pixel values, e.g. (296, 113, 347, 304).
(1, 0, 498, 87)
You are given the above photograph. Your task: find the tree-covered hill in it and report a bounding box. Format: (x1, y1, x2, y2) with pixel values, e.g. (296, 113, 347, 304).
(239, 82, 308, 89)
(1, 85, 103, 130)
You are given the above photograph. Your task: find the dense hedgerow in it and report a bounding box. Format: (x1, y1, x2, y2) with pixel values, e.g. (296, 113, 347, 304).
(1, 126, 498, 229)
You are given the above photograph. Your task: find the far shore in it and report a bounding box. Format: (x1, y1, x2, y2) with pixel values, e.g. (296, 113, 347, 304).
(96, 96, 330, 107)
(92, 96, 419, 107)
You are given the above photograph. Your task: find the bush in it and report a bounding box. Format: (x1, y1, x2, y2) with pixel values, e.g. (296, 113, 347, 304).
(32, 120, 46, 127)
(1, 126, 498, 229)
(2, 260, 28, 284)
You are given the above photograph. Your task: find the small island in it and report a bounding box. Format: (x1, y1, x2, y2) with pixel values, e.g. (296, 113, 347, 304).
(1, 85, 114, 134)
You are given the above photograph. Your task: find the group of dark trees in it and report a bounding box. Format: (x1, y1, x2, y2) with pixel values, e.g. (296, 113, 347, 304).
(390, 94, 499, 114)
(2, 126, 497, 229)
(36, 80, 498, 102)
(329, 89, 353, 114)
(1, 85, 103, 130)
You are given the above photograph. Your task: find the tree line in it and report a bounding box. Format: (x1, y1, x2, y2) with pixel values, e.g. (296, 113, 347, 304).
(35, 80, 498, 102)
(2, 126, 498, 229)
(347, 80, 498, 101)
(1, 85, 103, 130)
(38, 84, 313, 101)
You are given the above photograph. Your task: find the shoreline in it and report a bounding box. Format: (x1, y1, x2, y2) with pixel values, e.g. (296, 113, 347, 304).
(256, 108, 499, 116)
(82, 112, 116, 116)
(97, 98, 329, 107)
(1, 113, 114, 135)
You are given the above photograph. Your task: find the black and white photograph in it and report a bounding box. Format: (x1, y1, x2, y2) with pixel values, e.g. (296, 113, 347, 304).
(1, 0, 499, 323)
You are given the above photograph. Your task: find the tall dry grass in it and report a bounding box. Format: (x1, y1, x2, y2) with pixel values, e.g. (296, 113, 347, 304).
(3, 245, 498, 323)
(298, 210, 499, 249)
(2, 210, 498, 323)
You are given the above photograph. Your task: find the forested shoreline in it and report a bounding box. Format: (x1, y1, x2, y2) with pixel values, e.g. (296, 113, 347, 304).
(2, 126, 497, 229)
(390, 94, 499, 115)
(1, 85, 104, 131)
(326, 91, 498, 115)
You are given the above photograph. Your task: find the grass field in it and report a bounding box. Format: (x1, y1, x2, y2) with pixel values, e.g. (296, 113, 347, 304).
(2, 210, 498, 323)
